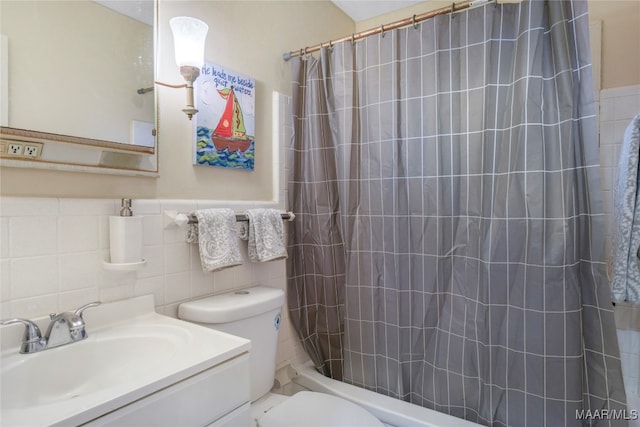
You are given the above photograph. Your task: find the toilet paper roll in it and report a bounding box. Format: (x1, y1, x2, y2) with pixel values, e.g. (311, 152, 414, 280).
(109, 216, 143, 264)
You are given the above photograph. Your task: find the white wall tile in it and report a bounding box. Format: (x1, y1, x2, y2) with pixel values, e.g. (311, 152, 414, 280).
(10, 294, 58, 319)
(135, 276, 164, 305)
(163, 224, 188, 245)
(142, 215, 163, 246)
(99, 283, 135, 303)
(59, 216, 98, 253)
(196, 200, 229, 210)
(164, 271, 191, 304)
(59, 199, 115, 216)
(100, 285, 135, 302)
(1, 259, 10, 302)
(213, 267, 236, 294)
(98, 215, 111, 250)
(599, 144, 618, 168)
(1, 301, 12, 318)
(59, 288, 100, 313)
(234, 263, 257, 289)
(98, 268, 137, 289)
(133, 199, 161, 215)
(190, 268, 214, 299)
(1, 217, 9, 258)
(615, 95, 640, 120)
(161, 200, 197, 215)
(600, 120, 616, 145)
(163, 243, 190, 274)
(0, 196, 301, 368)
(600, 167, 613, 191)
(0, 198, 58, 217)
(600, 97, 615, 121)
(59, 252, 99, 291)
(10, 255, 58, 298)
(602, 85, 640, 100)
(139, 245, 163, 278)
(615, 119, 633, 142)
(10, 216, 58, 257)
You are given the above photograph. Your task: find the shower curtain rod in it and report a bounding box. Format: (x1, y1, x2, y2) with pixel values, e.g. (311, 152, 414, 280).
(282, 0, 494, 61)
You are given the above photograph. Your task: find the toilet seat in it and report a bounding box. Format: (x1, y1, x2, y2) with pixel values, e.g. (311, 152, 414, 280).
(258, 391, 384, 427)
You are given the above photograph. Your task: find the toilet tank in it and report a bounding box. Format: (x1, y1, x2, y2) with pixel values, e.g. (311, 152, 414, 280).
(178, 286, 285, 402)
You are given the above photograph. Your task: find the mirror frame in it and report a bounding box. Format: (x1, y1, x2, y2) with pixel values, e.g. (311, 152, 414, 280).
(0, 1, 159, 177)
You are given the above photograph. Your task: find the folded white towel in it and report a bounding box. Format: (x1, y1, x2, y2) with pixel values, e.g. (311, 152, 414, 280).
(189, 209, 243, 272)
(246, 209, 288, 262)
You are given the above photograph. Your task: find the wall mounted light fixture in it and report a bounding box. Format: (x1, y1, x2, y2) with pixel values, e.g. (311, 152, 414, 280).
(143, 17, 208, 120)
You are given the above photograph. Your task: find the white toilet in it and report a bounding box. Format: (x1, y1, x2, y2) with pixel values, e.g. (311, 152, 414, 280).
(178, 285, 384, 427)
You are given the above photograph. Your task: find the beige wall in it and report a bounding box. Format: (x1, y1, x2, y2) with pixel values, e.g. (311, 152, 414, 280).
(588, 0, 640, 89)
(0, 1, 354, 200)
(355, 1, 452, 32)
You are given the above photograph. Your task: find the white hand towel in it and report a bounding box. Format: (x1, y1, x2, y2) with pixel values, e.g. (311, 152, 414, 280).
(191, 209, 243, 272)
(246, 209, 288, 262)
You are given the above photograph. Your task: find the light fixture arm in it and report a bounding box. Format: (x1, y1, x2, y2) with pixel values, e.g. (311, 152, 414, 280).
(180, 66, 200, 120)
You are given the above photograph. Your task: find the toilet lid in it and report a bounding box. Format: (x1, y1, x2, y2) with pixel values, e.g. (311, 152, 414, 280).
(258, 391, 384, 427)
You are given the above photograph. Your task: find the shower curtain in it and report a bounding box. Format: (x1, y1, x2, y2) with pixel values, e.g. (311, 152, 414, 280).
(287, 0, 627, 425)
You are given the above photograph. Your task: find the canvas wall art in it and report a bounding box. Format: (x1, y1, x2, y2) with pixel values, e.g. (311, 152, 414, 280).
(194, 61, 255, 170)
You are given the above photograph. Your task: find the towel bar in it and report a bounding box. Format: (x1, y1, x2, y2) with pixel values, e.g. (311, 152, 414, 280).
(185, 211, 295, 224)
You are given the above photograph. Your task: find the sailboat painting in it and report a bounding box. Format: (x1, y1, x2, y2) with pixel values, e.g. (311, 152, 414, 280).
(194, 61, 255, 170)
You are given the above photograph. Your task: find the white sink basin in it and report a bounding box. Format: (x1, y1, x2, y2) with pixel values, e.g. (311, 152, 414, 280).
(2, 327, 183, 409)
(0, 295, 250, 426)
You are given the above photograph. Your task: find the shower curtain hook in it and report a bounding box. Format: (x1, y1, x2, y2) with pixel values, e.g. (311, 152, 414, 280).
(299, 48, 304, 59)
(351, 33, 355, 46)
(380, 24, 385, 37)
(451, 2, 456, 17)
(328, 39, 333, 51)
(412, 14, 419, 30)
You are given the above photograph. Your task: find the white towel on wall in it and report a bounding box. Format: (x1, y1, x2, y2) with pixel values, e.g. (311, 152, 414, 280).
(189, 209, 243, 272)
(246, 209, 288, 262)
(612, 113, 640, 304)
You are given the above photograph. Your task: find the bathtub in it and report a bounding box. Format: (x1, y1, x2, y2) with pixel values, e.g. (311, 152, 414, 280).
(290, 361, 481, 427)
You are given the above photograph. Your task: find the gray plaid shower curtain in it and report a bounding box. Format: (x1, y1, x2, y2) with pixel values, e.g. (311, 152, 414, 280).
(287, 1, 627, 425)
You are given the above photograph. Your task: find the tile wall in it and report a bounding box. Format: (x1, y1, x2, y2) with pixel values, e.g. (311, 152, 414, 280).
(598, 84, 640, 405)
(0, 197, 309, 368)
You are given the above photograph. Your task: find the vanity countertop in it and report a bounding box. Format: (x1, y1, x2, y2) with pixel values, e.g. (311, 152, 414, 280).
(0, 295, 251, 426)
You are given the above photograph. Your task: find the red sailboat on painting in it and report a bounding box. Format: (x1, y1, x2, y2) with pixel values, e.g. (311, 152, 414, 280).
(212, 86, 253, 152)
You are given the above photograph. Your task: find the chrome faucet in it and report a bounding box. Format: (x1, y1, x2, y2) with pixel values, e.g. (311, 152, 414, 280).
(0, 301, 101, 354)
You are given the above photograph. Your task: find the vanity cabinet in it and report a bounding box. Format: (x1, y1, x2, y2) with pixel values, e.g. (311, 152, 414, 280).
(84, 353, 250, 426)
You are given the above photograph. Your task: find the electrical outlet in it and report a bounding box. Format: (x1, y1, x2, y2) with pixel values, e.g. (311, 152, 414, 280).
(23, 144, 41, 158)
(7, 143, 23, 155)
(1, 141, 44, 159)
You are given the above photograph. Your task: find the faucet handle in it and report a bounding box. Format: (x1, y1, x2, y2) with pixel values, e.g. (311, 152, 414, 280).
(74, 301, 101, 319)
(1, 318, 42, 341)
(1, 318, 43, 353)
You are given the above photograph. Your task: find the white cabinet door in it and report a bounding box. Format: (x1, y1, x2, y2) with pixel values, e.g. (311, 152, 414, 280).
(85, 353, 250, 426)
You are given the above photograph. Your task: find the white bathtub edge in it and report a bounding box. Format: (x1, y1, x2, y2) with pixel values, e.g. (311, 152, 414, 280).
(291, 361, 480, 427)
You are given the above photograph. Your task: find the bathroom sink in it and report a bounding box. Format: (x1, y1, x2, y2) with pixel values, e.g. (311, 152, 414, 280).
(2, 328, 183, 409)
(0, 295, 251, 426)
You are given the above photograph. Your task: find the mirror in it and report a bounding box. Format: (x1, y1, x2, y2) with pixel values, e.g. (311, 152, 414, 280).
(0, 0, 157, 175)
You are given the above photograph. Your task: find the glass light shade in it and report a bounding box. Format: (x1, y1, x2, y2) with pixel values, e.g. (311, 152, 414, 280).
(169, 17, 208, 69)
